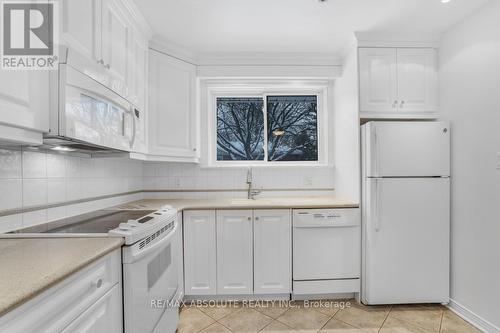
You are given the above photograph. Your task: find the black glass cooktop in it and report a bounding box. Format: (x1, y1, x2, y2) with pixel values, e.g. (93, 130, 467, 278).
(43, 210, 155, 234)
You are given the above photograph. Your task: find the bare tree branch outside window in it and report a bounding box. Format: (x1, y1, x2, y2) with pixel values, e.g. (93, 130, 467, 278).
(216, 95, 318, 162)
(216, 97, 264, 160)
(267, 95, 318, 161)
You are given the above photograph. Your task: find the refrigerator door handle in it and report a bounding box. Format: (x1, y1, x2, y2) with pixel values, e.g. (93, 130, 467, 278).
(374, 179, 380, 232)
(373, 127, 380, 177)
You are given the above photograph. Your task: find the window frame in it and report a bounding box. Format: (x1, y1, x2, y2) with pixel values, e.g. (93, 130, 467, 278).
(206, 84, 329, 167)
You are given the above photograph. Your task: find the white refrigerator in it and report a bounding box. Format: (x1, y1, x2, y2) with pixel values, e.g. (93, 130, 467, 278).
(361, 121, 450, 305)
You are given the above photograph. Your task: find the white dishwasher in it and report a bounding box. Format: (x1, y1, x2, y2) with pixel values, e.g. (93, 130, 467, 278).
(292, 209, 361, 297)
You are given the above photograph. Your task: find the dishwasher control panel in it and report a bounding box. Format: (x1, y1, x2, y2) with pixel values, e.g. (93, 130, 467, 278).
(293, 208, 360, 227)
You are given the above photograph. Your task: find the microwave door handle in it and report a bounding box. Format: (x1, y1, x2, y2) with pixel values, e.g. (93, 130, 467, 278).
(130, 108, 136, 149)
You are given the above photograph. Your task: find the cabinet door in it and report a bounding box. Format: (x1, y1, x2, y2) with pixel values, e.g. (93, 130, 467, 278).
(61, 285, 122, 333)
(129, 31, 148, 153)
(130, 31, 148, 111)
(396, 48, 437, 113)
(148, 49, 197, 160)
(359, 48, 398, 113)
(216, 210, 253, 295)
(101, 0, 130, 96)
(254, 210, 291, 294)
(183, 211, 217, 295)
(60, 0, 101, 63)
(0, 71, 49, 144)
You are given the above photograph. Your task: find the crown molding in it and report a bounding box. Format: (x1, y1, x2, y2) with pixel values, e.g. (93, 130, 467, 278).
(148, 37, 343, 69)
(121, 0, 154, 38)
(355, 31, 441, 48)
(149, 37, 198, 65)
(196, 52, 343, 67)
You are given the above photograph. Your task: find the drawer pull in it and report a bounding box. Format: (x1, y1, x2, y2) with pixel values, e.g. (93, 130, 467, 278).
(92, 278, 103, 289)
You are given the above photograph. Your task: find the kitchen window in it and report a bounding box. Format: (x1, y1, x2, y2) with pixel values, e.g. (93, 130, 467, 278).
(211, 90, 326, 166)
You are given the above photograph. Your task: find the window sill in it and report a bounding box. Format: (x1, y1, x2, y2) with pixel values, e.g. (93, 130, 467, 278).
(200, 162, 333, 169)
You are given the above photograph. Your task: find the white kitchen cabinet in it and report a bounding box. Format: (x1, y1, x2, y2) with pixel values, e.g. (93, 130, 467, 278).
(0, 250, 122, 332)
(102, 0, 131, 98)
(396, 48, 437, 113)
(183, 211, 217, 295)
(0, 71, 49, 145)
(216, 210, 253, 295)
(359, 48, 398, 114)
(254, 210, 291, 294)
(359, 47, 437, 118)
(60, 0, 101, 65)
(148, 49, 198, 162)
(61, 285, 122, 333)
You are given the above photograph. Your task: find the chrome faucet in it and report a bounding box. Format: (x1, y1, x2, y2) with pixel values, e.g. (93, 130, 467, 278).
(246, 168, 261, 200)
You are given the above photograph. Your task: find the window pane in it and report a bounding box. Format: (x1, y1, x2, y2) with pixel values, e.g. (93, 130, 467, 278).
(267, 95, 318, 161)
(217, 97, 265, 161)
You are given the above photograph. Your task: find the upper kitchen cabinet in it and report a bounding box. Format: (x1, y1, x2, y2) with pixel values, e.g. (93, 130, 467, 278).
(60, 0, 101, 65)
(359, 47, 438, 119)
(146, 49, 198, 162)
(60, 0, 151, 109)
(0, 71, 50, 145)
(101, 0, 131, 97)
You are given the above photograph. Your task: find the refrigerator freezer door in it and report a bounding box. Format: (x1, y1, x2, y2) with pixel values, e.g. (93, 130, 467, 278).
(362, 177, 450, 304)
(363, 122, 450, 177)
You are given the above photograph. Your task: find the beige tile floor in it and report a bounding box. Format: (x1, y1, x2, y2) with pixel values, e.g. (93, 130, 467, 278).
(178, 300, 481, 333)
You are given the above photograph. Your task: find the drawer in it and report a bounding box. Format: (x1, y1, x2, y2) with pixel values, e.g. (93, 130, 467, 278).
(0, 249, 121, 333)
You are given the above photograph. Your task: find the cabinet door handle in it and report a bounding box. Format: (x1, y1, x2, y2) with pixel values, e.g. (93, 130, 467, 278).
(105, 64, 111, 69)
(92, 278, 103, 289)
(400, 100, 405, 108)
(247, 217, 251, 221)
(392, 100, 397, 108)
(255, 217, 259, 221)
(97, 59, 104, 65)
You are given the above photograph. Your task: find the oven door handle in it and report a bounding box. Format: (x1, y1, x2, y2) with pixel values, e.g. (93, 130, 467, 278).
(130, 221, 179, 262)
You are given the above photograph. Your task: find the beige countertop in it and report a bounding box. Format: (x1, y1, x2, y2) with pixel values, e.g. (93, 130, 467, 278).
(115, 196, 359, 211)
(0, 237, 123, 316)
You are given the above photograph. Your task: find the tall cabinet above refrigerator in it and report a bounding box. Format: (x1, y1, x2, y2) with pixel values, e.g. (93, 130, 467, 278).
(361, 121, 450, 305)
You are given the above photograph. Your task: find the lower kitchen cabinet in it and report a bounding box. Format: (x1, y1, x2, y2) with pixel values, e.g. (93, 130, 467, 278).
(183, 209, 292, 297)
(61, 285, 122, 333)
(0, 249, 122, 333)
(254, 210, 291, 294)
(216, 210, 254, 295)
(183, 210, 217, 295)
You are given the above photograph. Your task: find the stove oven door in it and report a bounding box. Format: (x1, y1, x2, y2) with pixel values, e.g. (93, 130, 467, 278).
(122, 220, 181, 333)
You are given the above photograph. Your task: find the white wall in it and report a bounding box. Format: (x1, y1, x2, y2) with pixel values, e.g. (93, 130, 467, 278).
(0, 148, 143, 233)
(332, 46, 360, 202)
(439, 0, 500, 330)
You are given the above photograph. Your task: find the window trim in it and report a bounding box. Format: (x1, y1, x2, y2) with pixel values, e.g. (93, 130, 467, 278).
(207, 85, 329, 167)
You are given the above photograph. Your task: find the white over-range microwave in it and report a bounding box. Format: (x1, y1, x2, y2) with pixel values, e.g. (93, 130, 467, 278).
(43, 48, 141, 155)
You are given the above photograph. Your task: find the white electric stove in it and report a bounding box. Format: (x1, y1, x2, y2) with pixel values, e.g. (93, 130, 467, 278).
(20, 206, 182, 333)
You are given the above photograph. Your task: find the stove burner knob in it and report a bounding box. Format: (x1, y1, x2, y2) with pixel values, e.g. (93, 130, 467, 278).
(127, 220, 140, 227)
(118, 223, 132, 231)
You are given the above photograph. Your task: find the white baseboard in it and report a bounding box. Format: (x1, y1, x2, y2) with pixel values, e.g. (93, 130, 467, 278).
(447, 299, 500, 333)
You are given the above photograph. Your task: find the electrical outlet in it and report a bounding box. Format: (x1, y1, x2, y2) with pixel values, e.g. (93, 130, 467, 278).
(305, 176, 313, 186)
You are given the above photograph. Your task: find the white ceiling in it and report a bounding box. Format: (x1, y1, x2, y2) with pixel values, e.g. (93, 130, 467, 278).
(134, 0, 489, 56)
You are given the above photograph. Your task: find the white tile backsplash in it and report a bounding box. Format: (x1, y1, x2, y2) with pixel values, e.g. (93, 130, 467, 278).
(22, 150, 47, 178)
(0, 179, 22, 210)
(143, 163, 335, 195)
(23, 179, 48, 206)
(0, 149, 22, 179)
(0, 148, 145, 233)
